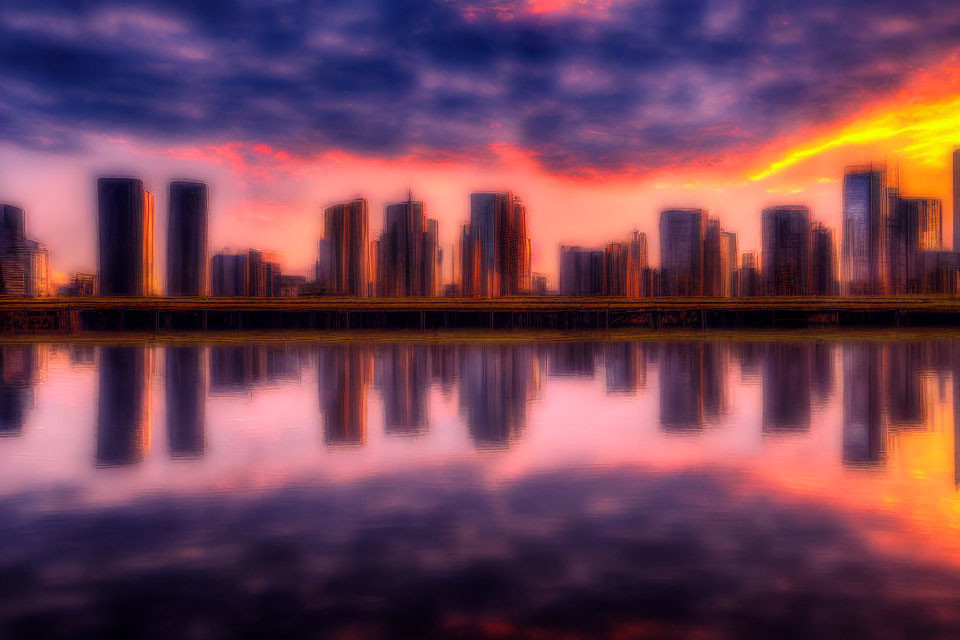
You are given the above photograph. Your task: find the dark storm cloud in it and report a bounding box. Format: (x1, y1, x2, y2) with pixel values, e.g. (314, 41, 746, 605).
(2, 0, 960, 172)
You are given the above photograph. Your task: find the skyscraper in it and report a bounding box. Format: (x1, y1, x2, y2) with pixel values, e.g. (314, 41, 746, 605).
(953, 148, 960, 252)
(461, 192, 531, 297)
(722, 231, 738, 297)
(323, 198, 369, 296)
(0, 204, 49, 297)
(761, 205, 811, 296)
(738, 251, 760, 297)
(376, 197, 440, 297)
(842, 166, 888, 295)
(97, 177, 154, 296)
(166, 181, 208, 296)
(811, 223, 838, 295)
(659, 208, 704, 296)
(703, 218, 725, 297)
(559, 246, 603, 296)
(888, 194, 942, 294)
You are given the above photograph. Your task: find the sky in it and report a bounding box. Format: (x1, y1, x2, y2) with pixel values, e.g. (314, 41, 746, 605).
(2, 0, 960, 284)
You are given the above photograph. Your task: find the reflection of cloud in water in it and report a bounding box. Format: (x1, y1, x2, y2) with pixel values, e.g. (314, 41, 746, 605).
(1, 467, 960, 638)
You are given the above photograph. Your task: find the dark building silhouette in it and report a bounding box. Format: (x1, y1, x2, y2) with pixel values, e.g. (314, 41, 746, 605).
(604, 342, 646, 394)
(459, 344, 539, 448)
(323, 198, 370, 296)
(842, 342, 886, 467)
(165, 346, 205, 458)
(376, 197, 440, 297)
(659, 342, 703, 432)
(723, 231, 738, 296)
(96, 346, 150, 467)
(57, 273, 96, 296)
(460, 192, 531, 297)
(703, 218, 733, 297)
(762, 343, 811, 433)
(166, 181, 208, 296)
(737, 251, 761, 297)
(954, 149, 960, 255)
(211, 249, 281, 296)
(659, 208, 704, 296)
(762, 205, 811, 295)
(842, 166, 888, 295)
(558, 246, 603, 296)
(97, 178, 155, 296)
(888, 194, 942, 294)
(0, 204, 49, 297)
(319, 344, 371, 445)
(811, 223, 839, 295)
(0, 345, 38, 436)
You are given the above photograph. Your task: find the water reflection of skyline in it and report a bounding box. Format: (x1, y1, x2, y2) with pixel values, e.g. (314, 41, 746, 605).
(2, 338, 960, 474)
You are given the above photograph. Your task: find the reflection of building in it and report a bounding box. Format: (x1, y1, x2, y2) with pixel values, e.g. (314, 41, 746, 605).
(209, 345, 300, 394)
(0, 345, 38, 436)
(761, 206, 810, 296)
(429, 344, 458, 396)
(376, 344, 429, 435)
(548, 342, 596, 378)
(701, 342, 727, 422)
(884, 342, 925, 430)
(604, 342, 646, 394)
(96, 346, 150, 466)
(97, 178, 155, 296)
(166, 346, 205, 458)
(460, 192, 531, 297)
(323, 199, 370, 296)
(842, 342, 886, 467)
(0, 204, 50, 297)
(659, 209, 704, 296)
(459, 344, 539, 448)
(842, 166, 888, 295)
(811, 342, 835, 403)
(659, 342, 703, 432)
(762, 343, 811, 433)
(319, 345, 371, 445)
(166, 181, 208, 296)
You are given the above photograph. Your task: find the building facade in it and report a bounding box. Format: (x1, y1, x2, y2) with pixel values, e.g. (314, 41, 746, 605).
(659, 208, 704, 296)
(376, 198, 440, 297)
(460, 192, 531, 297)
(761, 205, 811, 296)
(559, 246, 603, 296)
(166, 181, 208, 296)
(842, 166, 888, 295)
(323, 198, 369, 296)
(97, 178, 154, 297)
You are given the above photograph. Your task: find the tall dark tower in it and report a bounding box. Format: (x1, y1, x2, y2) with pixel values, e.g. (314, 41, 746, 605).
(98, 177, 152, 296)
(167, 181, 208, 296)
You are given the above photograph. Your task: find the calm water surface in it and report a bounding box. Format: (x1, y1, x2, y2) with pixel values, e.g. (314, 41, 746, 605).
(2, 335, 960, 638)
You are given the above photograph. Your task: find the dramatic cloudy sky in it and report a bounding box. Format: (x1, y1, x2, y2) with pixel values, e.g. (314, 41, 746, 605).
(2, 0, 960, 282)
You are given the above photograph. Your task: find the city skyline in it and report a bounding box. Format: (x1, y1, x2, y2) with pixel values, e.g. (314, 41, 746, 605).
(4, 2, 960, 284)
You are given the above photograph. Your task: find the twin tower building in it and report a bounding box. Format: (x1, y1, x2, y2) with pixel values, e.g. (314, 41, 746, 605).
(97, 178, 207, 296)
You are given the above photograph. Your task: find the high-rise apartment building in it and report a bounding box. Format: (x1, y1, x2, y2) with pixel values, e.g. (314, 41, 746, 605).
(376, 197, 441, 297)
(460, 192, 531, 297)
(166, 181, 208, 296)
(811, 223, 838, 295)
(761, 205, 811, 296)
(659, 208, 704, 296)
(0, 204, 49, 297)
(559, 246, 603, 296)
(842, 166, 888, 295)
(97, 177, 154, 296)
(888, 194, 942, 294)
(323, 198, 369, 296)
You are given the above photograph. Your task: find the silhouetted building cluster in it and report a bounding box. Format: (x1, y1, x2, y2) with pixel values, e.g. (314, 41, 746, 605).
(211, 249, 282, 297)
(558, 231, 648, 296)
(0, 204, 49, 297)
